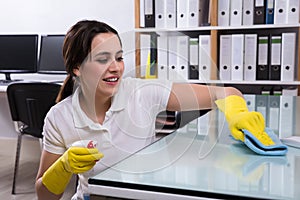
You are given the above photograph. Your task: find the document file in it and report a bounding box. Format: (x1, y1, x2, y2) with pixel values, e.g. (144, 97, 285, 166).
(168, 36, 178, 80)
(230, 0, 243, 26)
(140, 0, 145, 27)
(279, 96, 295, 138)
(157, 35, 169, 80)
(219, 35, 231, 80)
(243, 94, 256, 111)
(287, 0, 300, 24)
(198, 35, 211, 81)
(188, 0, 210, 27)
(268, 95, 280, 134)
(188, 0, 200, 27)
(144, 0, 155, 27)
(168, 35, 189, 80)
(166, 0, 177, 28)
(255, 95, 268, 121)
(139, 34, 151, 77)
(270, 35, 281, 80)
(218, 0, 230, 26)
(177, 35, 189, 80)
(265, 0, 275, 24)
(231, 34, 244, 81)
(274, 0, 287, 24)
(155, 0, 165, 28)
(281, 32, 296, 81)
(243, 0, 254, 25)
(189, 38, 199, 80)
(244, 34, 257, 81)
(254, 0, 266, 24)
(256, 36, 269, 80)
(198, 0, 210, 26)
(155, 0, 176, 28)
(177, 0, 188, 28)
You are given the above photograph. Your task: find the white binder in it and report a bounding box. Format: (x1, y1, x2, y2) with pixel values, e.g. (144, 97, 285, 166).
(231, 34, 244, 81)
(199, 35, 211, 81)
(168, 36, 178, 80)
(243, 94, 256, 111)
(219, 35, 232, 80)
(230, 0, 243, 26)
(281, 32, 296, 81)
(188, 0, 200, 27)
(218, 0, 231, 26)
(274, 0, 287, 24)
(140, 0, 145, 27)
(177, 0, 188, 27)
(243, 0, 254, 25)
(279, 96, 295, 138)
(157, 35, 169, 80)
(177, 35, 189, 80)
(165, 0, 177, 28)
(244, 34, 257, 81)
(287, 0, 300, 24)
(155, 0, 165, 28)
(268, 95, 280, 134)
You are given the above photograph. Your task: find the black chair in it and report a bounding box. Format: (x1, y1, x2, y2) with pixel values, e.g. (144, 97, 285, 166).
(6, 82, 61, 194)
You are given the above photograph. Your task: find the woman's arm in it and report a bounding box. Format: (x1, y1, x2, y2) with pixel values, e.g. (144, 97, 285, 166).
(167, 83, 242, 111)
(35, 150, 63, 200)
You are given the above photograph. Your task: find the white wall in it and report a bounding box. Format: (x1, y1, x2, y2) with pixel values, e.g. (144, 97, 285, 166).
(0, 0, 136, 137)
(0, 0, 136, 79)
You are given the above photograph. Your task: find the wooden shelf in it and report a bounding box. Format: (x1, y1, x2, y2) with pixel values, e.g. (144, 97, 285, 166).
(134, 24, 300, 33)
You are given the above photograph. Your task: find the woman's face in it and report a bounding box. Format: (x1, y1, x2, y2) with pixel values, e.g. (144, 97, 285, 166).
(75, 32, 124, 98)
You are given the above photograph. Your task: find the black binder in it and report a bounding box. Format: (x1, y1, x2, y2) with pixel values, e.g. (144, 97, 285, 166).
(256, 35, 270, 80)
(254, 0, 266, 24)
(144, 0, 155, 27)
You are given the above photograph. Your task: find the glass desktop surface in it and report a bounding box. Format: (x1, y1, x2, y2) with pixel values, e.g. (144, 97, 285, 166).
(89, 95, 300, 200)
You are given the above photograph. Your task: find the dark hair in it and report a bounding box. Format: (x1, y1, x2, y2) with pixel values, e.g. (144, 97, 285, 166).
(56, 20, 121, 102)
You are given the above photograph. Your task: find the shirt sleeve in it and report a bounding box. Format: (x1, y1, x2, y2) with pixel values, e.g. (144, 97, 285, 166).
(42, 107, 67, 155)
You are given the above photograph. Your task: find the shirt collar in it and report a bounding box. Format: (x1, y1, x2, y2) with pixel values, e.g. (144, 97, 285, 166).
(72, 81, 126, 129)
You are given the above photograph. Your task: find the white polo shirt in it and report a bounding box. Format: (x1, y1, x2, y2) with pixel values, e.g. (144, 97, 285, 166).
(42, 77, 173, 199)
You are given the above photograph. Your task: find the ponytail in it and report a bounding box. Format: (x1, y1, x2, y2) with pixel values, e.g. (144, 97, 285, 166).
(56, 75, 74, 103)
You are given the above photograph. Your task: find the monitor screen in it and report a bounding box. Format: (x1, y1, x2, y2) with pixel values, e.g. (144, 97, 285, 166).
(0, 34, 38, 79)
(38, 35, 66, 74)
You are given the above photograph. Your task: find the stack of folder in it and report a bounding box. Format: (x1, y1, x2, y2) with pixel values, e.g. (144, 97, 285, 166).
(218, 0, 300, 26)
(219, 32, 297, 81)
(244, 94, 296, 139)
(155, 34, 212, 81)
(140, 0, 211, 28)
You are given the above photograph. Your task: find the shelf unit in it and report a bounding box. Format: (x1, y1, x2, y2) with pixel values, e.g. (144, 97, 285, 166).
(134, 0, 300, 95)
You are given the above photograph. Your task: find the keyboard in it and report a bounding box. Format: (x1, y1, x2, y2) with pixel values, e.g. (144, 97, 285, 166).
(0, 79, 22, 86)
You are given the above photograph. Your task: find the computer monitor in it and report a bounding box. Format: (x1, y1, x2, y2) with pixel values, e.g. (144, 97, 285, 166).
(0, 34, 38, 80)
(38, 35, 66, 74)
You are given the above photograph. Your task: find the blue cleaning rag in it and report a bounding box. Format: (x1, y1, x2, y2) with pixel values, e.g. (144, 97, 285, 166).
(240, 127, 288, 156)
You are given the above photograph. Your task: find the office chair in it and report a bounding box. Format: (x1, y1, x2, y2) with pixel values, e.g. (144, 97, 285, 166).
(6, 82, 61, 194)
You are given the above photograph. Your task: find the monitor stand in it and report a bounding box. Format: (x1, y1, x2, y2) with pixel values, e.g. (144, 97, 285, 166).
(0, 73, 23, 82)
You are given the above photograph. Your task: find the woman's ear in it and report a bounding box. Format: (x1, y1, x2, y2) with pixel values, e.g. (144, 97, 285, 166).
(73, 66, 80, 76)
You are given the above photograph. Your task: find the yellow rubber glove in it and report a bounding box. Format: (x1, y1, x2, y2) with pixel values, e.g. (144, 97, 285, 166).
(42, 147, 103, 195)
(215, 95, 274, 146)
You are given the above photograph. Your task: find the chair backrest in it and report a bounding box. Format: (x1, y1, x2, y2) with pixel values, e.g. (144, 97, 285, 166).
(7, 82, 61, 138)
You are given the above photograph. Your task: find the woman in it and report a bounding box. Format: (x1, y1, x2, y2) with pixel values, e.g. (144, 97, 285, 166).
(35, 20, 268, 200)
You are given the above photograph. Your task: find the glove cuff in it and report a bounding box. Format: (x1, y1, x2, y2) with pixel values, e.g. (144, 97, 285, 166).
(42, 158, 73, 195)
(215, 95, 248, 120)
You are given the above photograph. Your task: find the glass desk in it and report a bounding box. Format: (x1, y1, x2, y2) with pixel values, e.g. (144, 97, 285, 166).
(88, 95, 300, 200)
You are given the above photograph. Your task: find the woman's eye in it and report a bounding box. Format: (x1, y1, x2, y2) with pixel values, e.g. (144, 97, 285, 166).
(97, 58, 108, 64)
(116, 57, 124, 62)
